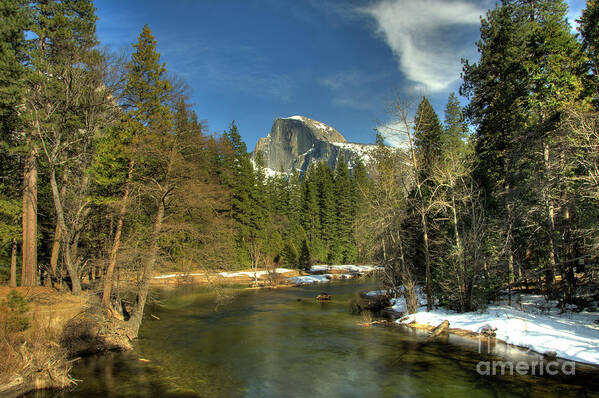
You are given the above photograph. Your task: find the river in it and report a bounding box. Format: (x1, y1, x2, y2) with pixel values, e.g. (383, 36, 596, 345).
(28, 279, 599, 397)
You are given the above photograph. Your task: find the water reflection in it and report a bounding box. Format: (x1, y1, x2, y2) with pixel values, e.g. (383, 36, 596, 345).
(29, 280, 599, 397)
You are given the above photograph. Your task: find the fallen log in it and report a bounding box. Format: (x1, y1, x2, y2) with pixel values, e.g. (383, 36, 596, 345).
(427, 320, 450, 342)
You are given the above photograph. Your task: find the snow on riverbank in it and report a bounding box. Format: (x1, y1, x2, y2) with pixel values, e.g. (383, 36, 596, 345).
(218, 268, 294, 278)
(397, 300, 599, 365)
(153, 268, 294, 280)
(364, 288, 599, 365)
(287, 274, 333, 285)
(310, 264, 382, 273)
(153, 272, 205, 280)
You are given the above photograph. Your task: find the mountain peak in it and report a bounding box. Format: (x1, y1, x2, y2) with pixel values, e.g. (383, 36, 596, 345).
(252, 116, 375, 174)
(278, 115, 346, 143)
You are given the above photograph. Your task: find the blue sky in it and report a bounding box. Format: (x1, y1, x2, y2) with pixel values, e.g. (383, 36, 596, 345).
(95, 0, 586, 150)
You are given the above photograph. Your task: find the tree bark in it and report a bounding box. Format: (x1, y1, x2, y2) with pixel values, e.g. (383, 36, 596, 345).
(49, 223, 61, 276)
(49, 173, 68, 277)
(102, 159, 134, 308)
(21, 143, 38, 287)
(10, 239, 17, 288)
(48, 167, 82, 295)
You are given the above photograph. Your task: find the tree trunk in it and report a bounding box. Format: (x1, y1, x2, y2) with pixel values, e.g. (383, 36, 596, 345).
(102, 160, 134, 308)
(421, 211, 433, 311)
(21, 146, 37, 287)
(10, 239, 17, 288)
(49, 223, 61, 276)
(450, 194, 467, 311)
(127, 197, 165, 338)
(543, 142, 558, 295)
(48, 167, 82, 295)
(49, 173, 68, 277)
(22, 143, 38, 287)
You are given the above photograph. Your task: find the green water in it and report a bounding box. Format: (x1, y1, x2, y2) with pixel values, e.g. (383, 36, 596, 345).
(29, 280, 599, 397)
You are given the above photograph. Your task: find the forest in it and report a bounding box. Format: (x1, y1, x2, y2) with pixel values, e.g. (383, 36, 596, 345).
(1, 0, 598, 326)
(1, 0, 599, 395)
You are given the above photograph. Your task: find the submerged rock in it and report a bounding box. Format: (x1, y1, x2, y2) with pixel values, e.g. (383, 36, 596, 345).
(351, 293, 391, 314)
(317, 293, 332, 301)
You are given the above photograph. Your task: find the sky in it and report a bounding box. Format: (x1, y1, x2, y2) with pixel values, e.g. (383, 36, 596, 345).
(95, 0, 586, 150)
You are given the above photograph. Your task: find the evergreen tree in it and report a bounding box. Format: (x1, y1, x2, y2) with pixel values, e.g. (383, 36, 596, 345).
(0, 0, 28, 134)
(299, 238, 311, 270)
(0, 0, 28, 285)
(225, 123, 267, 266)
(100, 24, 172, 306)
(442, 93, 469, 158)
(301, 163, 321, 244)
(283, 240, 299, 267)
(316, 162, 336, 255)
(414, 97, 444, 184)
(579, 0, 599, 103)
(462, 0, 588, 297)
(22, 0, 100, 291)
(333, 155, 355, 263)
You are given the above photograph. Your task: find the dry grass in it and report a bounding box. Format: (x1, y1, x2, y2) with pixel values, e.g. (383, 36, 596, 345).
(0, 293, 74, 396)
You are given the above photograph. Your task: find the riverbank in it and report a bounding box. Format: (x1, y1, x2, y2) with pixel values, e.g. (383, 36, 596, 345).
(370, 289, 599, 368)
(149, 264, 382, 288)
(0, 287, 88, 398)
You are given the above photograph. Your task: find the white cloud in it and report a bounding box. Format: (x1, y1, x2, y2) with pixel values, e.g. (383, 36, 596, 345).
(377, 121, 410, 148)
(360, 0, 484, 93)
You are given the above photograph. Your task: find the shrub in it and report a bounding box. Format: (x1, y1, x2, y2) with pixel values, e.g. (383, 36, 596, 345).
(0, 289, 30, 332)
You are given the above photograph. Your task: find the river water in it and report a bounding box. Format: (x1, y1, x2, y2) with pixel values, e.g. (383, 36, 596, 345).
(29, 280, 599, 397)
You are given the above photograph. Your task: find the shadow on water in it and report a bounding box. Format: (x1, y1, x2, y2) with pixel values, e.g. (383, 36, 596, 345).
(27, 280, 599, 398)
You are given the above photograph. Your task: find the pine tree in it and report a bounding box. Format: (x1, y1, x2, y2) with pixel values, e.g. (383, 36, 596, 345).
(101, 25, 172, 309)
(414, 97, 444, 185)
(225, 122, 267, 266)
(579, 0, 599, 103)
(442, 93, 469, 159)
(334, 155, 355, 263)
(316, 162, 336, 255)
(0, 0, 28, 286)
(0, 0, 28, 133)
(299, 238, 311, 270)
(23, 0, 100, 291)
(283, 240, 299, 267)
(301, 163, 321, 244)
(462, 0, 588, 297)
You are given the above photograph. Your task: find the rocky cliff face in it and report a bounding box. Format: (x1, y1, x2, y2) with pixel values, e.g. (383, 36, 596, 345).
(252, 116, 375, 174)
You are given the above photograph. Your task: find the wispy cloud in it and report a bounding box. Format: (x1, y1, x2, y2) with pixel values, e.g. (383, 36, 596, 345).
(360, 0, 484, 93)
(319, 69, 388, 110)
(377, 121, 410, 148)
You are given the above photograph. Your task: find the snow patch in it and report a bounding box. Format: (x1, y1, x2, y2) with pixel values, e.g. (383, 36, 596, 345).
(153, 273, 204, 279)
(329, 142, 378, 164)
(398, 302, 599, 365)
(310, 264, 382, 273)
(219, 268, 294, 278)
(287, 274, 332, 285)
